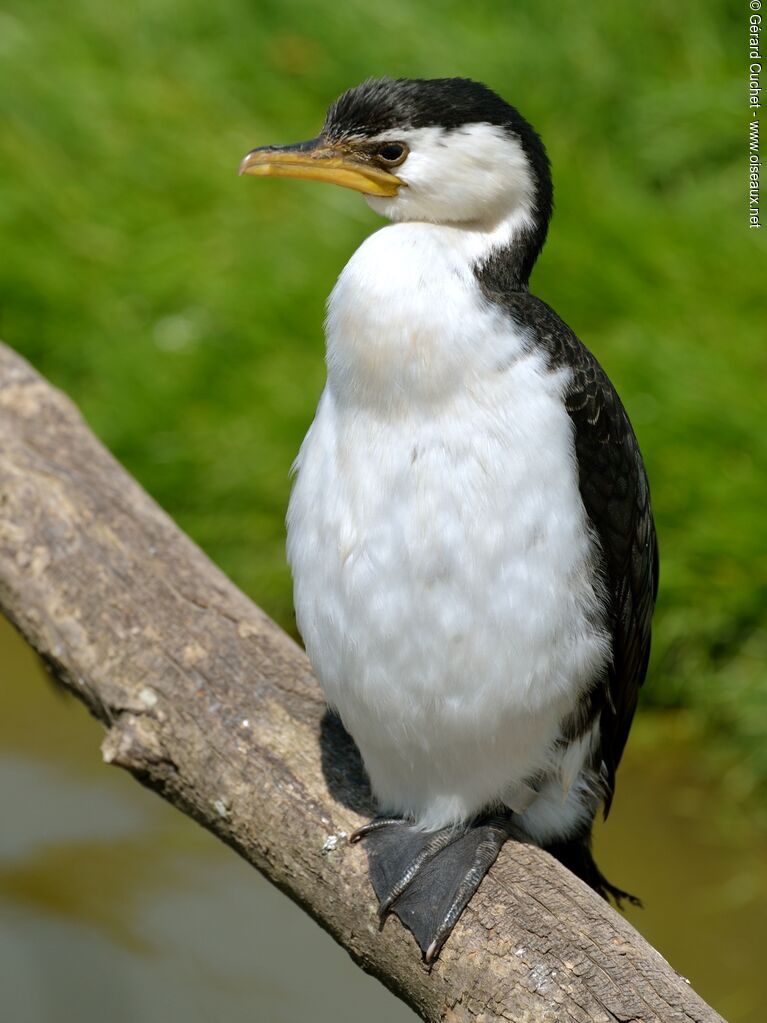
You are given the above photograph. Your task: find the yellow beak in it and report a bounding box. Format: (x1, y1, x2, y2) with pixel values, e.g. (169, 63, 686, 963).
(239, 138, 403, 197)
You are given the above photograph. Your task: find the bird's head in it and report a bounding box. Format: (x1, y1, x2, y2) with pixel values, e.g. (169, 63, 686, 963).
(241, 77, 552, 243)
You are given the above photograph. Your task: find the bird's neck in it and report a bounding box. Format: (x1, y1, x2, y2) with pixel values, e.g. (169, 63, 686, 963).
(474, 211, 548, 294)
(325, 209, 538, 415)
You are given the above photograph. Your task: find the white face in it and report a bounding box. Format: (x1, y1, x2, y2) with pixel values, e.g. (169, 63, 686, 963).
(363, 123, 535, 228)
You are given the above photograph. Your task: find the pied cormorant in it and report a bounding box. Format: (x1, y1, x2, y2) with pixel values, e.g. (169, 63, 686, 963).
(240, 77, 658, 963)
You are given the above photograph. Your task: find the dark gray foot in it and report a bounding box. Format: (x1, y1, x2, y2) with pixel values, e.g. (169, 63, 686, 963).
(351, 813, 512, 963)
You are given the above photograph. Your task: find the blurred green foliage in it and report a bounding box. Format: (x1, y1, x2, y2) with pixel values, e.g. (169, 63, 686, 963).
(0, 1, 764, 800)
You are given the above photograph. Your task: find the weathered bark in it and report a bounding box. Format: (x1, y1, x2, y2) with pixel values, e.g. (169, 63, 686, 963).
(0, 341, 723, 1023)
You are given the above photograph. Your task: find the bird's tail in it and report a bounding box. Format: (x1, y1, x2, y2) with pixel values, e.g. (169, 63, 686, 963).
(544, 833, 641, 909)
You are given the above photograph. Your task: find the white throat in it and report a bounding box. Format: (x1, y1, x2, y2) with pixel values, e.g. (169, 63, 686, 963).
(325, 207, 533, 413)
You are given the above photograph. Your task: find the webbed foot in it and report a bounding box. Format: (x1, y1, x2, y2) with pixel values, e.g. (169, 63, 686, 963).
(351, 813, 513, 963)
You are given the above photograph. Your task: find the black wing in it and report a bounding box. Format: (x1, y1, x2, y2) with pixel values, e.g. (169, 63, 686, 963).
(501, 292, 659, 813)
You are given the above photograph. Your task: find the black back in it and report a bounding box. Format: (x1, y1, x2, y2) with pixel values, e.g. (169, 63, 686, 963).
(475, 279, 659, 814)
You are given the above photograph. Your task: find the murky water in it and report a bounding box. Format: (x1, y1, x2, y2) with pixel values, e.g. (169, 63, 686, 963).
(1, 614, 763, 1022)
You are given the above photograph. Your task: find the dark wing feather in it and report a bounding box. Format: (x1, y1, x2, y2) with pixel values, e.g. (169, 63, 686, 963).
(495, 291, 659, 813)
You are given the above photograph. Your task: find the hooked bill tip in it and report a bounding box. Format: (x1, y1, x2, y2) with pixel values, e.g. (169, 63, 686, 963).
(238, 151, 258, 176)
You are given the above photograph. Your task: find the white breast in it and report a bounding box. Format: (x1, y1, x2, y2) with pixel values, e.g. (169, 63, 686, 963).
(287, 222, 610, 835)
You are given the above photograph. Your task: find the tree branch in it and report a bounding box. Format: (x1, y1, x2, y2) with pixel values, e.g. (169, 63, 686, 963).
(0, 342, 724, 1023)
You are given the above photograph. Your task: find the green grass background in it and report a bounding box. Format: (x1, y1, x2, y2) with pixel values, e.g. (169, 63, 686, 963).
(1, 0, 765, 809)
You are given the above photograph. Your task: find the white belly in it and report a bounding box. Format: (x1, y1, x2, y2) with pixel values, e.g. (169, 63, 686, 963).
(286, 222, 610, 832)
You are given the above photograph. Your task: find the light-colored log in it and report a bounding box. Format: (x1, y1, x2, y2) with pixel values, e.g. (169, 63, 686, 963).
(0, 342, 724, 1023)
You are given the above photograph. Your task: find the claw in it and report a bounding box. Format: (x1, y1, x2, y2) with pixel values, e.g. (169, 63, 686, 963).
(424, 938, 440, 966)
(349, 816, 403, 844)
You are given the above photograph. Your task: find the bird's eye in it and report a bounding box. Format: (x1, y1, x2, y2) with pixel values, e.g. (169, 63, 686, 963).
(376, 143, 408, 166)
